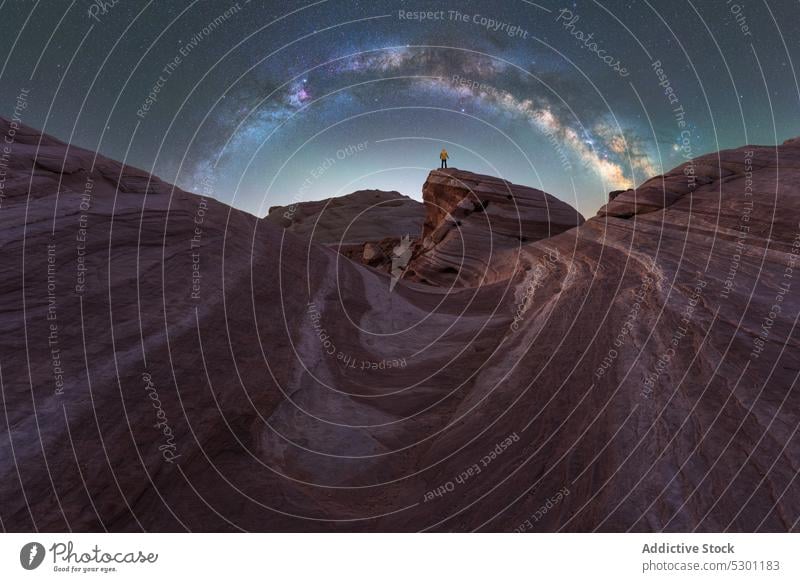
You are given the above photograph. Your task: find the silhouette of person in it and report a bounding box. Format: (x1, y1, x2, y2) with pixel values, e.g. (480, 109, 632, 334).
(440, 148, 449, 168)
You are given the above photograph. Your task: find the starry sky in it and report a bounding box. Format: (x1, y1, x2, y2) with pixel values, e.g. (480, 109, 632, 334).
(1, 0, 798, 217)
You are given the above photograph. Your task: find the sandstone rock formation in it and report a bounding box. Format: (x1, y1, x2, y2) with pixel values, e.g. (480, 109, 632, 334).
(405, 169, 585, 286)
(1, 117, 799, 532)
(267, 189, 423, 244)
(267, 189, 424, 272)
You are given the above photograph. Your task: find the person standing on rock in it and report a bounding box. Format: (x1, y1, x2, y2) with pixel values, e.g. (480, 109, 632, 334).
(440, 148, 449, 168)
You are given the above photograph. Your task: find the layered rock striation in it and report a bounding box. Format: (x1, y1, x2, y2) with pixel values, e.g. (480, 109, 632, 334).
(1, 118, 799, 532)
(267, 189, 424, 272)
(405, 169, 585, 286)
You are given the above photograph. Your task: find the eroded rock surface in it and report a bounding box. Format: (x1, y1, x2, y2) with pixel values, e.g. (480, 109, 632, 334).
(1, 118, 799, 532)
(267, 189, 424, 272)
(405, 169, 585, 286)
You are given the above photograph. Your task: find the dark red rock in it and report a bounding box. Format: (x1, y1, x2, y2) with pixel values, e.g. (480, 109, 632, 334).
(266, 189, 423, 245)
(405, 168, 585, 286)
(1, 117, 799, 533)
(267, 189, 424, 273)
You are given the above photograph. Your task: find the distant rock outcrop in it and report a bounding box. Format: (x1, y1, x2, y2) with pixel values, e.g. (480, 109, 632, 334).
(267, 189, 424, 271)
(597, 147, 775, 219)
(404, 168, 585, 286)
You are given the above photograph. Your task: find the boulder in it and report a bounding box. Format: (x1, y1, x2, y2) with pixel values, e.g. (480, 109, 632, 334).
(405, 168, 585, 286)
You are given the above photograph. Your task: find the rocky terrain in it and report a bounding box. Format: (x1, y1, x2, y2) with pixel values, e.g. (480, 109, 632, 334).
(1, 117, 799, 532)
(405, 169, 585, 286)
(267, 189, 424, 272)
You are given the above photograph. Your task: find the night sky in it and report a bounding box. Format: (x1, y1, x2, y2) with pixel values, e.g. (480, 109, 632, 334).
(1, 0, 798, 217)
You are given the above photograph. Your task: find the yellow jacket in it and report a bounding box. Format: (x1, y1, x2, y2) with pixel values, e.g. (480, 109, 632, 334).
(440, 150, 449, 160)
